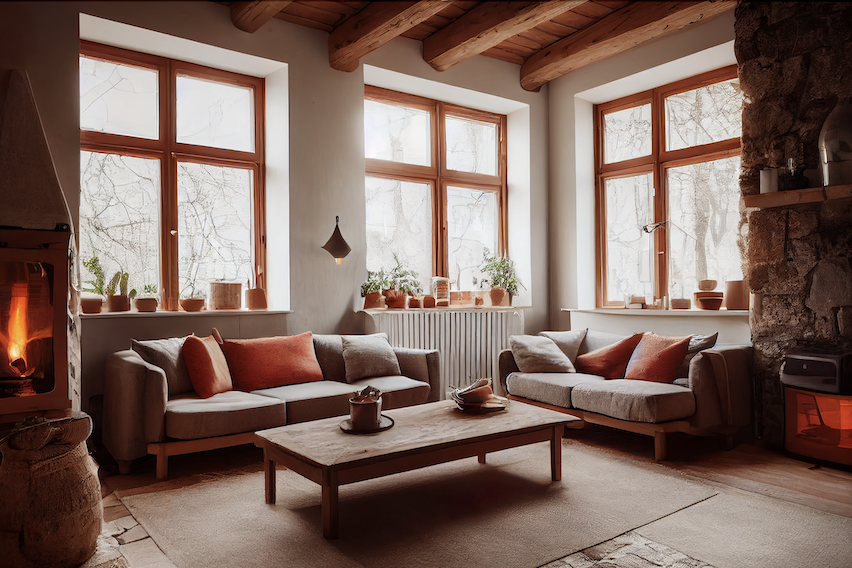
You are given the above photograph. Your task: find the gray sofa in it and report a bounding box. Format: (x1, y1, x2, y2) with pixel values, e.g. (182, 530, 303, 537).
(102, 334, 440, 479)
(499, 329, 753, 460)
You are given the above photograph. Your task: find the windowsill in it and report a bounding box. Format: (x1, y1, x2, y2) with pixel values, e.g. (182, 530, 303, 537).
(81, 309, 292, 319)
(563, 308, 748, 317)
(364, 306, 529, 313)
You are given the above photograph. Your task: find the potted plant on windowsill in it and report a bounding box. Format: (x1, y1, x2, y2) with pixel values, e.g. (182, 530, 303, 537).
(361, 269, 387, 309)
(81, 256, 106, 314)
(481, 250, 523, 307)
(105, 270, 136, 312)
(134, 284, 159, 312)
(180, 289, 206, 312)
(383, 255, 423, 309)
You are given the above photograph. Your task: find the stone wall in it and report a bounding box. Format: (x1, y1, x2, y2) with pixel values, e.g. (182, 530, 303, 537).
(736, 1, 852, 446)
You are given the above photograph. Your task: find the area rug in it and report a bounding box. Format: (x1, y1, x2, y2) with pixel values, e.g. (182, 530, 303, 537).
(119, 440, 717, 568)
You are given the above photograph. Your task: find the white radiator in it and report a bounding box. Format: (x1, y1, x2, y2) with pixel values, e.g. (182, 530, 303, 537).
(368, 308, 524, 398)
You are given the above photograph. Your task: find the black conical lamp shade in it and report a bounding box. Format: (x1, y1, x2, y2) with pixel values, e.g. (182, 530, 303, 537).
(322, 216, 351, 265)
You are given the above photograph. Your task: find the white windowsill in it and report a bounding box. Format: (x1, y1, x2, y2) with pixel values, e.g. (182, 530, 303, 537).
(563, 308, 748, 317)
(364, 306, 529, 314)
(81, 309, 292, 319)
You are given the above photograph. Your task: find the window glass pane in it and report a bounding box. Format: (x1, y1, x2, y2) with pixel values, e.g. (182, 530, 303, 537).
(667, 156, 743, 300)
(603, 103, 652, 164)
(364, 99, 430, 166)
(177, 163, 253, 299)
(365, 176, 431, 291)
(666, 78, 743, 151)
(604, 173, 654, 303)
(445, 116, 497, 175)
(79, 151, 160, 295)
(80, 55, 158, 140)
(176, 75, 254, 152)
(447, 187, 498, 291)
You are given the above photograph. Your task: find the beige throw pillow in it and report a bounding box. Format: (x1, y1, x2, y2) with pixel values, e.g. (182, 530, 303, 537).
(342, 333, 401, 383)
(539, 329, 587, 362)
(676, 332, 718, 377)
(131, 336, 193, 395)
(510, 335, 576, 373)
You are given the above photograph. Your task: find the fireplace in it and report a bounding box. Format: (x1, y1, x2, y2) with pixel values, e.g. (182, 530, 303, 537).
(0, 227, 72, 421)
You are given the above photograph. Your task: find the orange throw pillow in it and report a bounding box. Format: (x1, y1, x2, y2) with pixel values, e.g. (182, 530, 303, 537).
(625, 333, 691, 383)
(574, 333, 643, 379)
(219, 332, 324, 391)
(182, 335, 233, 398)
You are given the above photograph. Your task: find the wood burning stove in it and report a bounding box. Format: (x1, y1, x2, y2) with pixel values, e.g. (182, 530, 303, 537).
(0, 227, 72, 422)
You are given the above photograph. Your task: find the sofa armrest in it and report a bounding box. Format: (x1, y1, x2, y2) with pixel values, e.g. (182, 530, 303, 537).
(687, 345, 753, 432)
(393, 347, 441, 402)
(497, 349, 519, 397)
(102, 350, 168, 462)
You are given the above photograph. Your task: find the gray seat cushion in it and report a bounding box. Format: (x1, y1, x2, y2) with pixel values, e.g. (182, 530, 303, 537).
(165, 391, 286, 439)
(252, 380, 359, 424)
(571, 379, 696, 423)
(507, 372, 606, 408)
(349, 375, 430, 410)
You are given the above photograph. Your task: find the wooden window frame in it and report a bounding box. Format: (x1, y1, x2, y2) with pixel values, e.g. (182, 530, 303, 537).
(80, 41, 266, 311)
(365, 86, 508, 282)
(594, 65, 740, 308)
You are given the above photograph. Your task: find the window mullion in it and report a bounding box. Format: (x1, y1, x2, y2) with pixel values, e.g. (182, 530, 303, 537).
(436, 101, 446, 278)
(652, 86, 666, 302)
(162, 59, 179, 311)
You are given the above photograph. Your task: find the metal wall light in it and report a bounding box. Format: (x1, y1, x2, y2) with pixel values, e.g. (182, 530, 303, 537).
(322, 215, 351, 265)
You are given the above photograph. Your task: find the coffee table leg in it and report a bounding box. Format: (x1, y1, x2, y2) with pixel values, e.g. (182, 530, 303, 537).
(322, 476, 339, 539)
(551, 424, 564, 481)
(478, 453, 486, 464)
(264, 450, 276, 504)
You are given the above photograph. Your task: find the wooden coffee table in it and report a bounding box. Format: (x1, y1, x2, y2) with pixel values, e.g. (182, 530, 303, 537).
(254, 399, 579, 538)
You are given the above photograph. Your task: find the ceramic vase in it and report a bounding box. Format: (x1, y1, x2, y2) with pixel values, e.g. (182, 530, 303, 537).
(725, 280, 749, 310)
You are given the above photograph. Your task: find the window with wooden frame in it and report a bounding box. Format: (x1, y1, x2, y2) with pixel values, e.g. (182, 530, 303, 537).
(364, 86, 507, 292)
(79, 41, 265, 311)
(594, 66, 743, 308)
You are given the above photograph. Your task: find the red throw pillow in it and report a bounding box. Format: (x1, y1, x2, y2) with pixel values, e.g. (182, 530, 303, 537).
(624, 333, 691, 383)
(219, 331, 324, 391)
(574, 333, 643, 379)
(182, 335, 233, 398)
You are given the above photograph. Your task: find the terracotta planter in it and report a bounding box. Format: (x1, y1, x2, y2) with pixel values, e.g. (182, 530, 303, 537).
(409, 297, 421, 308)
(422, 295, 436, 308)
(246, 288, 267, 310)
(489, 287, 507, 307)
(180, 298, 205, 312)
(80, 297, 103, 314)
(384, 290, 407, 309)
(363, 291, 383, 309)
(724, 280, 749, 310)
(134, 297, 158, 312)
(106, 294, 129, 312)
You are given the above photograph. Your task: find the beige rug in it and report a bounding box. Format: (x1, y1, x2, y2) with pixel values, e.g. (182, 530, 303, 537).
(120, 441, 717, 568)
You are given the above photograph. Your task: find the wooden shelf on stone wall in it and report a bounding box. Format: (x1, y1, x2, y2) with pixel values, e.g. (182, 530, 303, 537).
(744, 183, 852, 210)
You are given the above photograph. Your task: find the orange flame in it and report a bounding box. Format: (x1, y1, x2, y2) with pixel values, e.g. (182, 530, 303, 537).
(8, 283, 29, 376)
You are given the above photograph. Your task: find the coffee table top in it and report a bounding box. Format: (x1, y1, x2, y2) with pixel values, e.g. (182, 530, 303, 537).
(255, 399, 578, 467)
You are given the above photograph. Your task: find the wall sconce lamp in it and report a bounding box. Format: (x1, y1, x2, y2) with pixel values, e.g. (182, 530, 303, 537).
(322, 215, 351, 265)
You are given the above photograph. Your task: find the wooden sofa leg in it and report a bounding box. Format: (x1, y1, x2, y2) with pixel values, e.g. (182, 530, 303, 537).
(117, 460, 132, 475)
(653, 432, 667, 461)
(150, 445, 169, 480)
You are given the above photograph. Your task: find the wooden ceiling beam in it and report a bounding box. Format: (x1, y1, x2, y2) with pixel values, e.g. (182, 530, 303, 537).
(424, 1, 588, 72)
(329, 1, 451, 72)
(230, 0, 293, 33)
(520, 0, 736, 91)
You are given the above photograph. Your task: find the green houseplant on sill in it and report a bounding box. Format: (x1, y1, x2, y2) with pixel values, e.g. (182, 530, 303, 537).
(180, 288, 206, 312)
(481, 250, 523, 307)
(105, 270, 136, 313)
(134, 283, 159, 312)
(81, 256, 106, 314)
(361, 269, 387, 309)
(383, 254, 423, 309)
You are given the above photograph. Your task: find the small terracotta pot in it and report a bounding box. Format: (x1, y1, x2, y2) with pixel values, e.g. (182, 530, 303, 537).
(80, 297, 103, 314)
(422, 295, 436, 308)
(384, 290, 407, 309)
(180, 298, 205, 312)
(409, 297, 421, 308)
(107, 295, 130, 312)
(489, 287, 507, 307)
(724, 280, 749, 310)
(134, 298, 158, 312)
(246, 288, 267, 310)
(349, 395, 382, 430)
(363, 291, 383, 309)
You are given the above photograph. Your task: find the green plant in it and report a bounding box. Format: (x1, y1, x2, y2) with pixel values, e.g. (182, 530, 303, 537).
(140, 284, 158, 298)
(386, 254, 423, 295)
(105, 271, 137, 299)
(82, 257, 106, 296)
(361, 270, 387, 296)
(481, 249, 523, 296)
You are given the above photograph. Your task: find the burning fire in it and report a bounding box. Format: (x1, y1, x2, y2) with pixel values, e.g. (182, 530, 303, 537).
(8, 283, 29, 374)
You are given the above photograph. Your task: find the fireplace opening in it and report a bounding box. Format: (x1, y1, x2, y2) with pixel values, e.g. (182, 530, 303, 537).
(0, 260, 55, 398)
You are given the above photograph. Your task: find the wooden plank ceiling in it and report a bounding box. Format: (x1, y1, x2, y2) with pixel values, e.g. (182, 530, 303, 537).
(225, 0, 735, 91)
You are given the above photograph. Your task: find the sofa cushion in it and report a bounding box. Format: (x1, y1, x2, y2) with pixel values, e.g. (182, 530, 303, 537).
(625, 333, 691, 383)
(312, 334, 346, 383)
(182, 335, 233, 398)
(252, 380, 359, 424)
(219, 332, 324, 391)
(342, 333, 401, 383)
(578, 329, 629, 355)
(677, 332, 718, 377)
(349, 375, 430, 410)
(507, 372, 606, 408)
(165, 391, 286, 439)
(571, 379, 696, 423)
(510, 335, 575, 373)
(575, 333, 643, 379)
(539, 329, 587, 362)
(131, 336, 193, 395)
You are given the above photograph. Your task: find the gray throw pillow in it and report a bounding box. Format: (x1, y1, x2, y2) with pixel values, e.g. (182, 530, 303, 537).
(676, 332, 718, 377)
(539, 329, 587, 362)
(510, 335, 575, 373)
(342, 333, 401, 383)
(131, 336, 193, 395)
